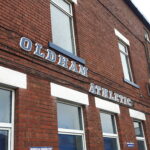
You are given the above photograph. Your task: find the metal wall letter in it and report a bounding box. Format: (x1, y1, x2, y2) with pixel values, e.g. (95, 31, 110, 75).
(69, 61, 78, 73)
(19, 37, 32, 51)
(45, 49, 56, 62)
(79, 65, 88, 77)
(57, 55, 69, 69)
(89, 83, 96, 94)
(34, 43, 45, 58)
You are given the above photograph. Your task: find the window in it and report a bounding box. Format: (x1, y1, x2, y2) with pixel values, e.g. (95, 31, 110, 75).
(50, 0, 76, 54)
(0, 88, 14, 150)
(133, 121, 147, 150)
(57, 102, 86, 150)
(118, 41, 133, 82)
(100, 112, 120, 150)
(145, 30, 150, 42)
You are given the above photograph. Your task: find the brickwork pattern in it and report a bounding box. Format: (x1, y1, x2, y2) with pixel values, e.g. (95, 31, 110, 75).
(0, 0, 150, 150)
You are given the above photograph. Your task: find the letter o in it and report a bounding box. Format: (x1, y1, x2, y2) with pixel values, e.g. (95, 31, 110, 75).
(19, 37, 32, 51)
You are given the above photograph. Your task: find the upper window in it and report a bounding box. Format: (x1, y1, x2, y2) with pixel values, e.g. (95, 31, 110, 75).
(57, 102, 86, 150)
(0, 88, 14, 150)
(50, 0, 76, 54)
(118, 41, 133, 82)
(100, 112, 120, 150)
(114, 29, 134, 83)
(133, 121, 147, 150)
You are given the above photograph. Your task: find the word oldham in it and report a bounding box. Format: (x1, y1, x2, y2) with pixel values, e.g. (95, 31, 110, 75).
(19, 37, 88, 77)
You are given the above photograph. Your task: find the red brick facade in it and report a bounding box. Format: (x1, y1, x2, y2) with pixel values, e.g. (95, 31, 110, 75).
(0, 0, 150, 150)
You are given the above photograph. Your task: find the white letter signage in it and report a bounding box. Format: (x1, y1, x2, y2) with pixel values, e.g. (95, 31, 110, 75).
(89, 83, 133, 107)
(19, 37, 88, 77)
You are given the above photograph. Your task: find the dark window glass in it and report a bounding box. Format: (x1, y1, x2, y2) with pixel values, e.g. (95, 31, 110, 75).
(103, 137, 118, 150)
(134, 122, 143, 137)
(0, 89, 12, 123)
(100, 113, 116, 134)
(57, 103, 82, 130)
(137, 140, 146, 150)
(0, 130, 8, 150)
(59, 134, 83, 150)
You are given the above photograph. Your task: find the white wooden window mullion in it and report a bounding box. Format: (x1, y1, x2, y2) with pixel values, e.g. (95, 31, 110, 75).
(58, 128, 84, 134)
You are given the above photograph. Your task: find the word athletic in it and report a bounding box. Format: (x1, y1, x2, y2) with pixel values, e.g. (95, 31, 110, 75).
(89, 83, 133, 106)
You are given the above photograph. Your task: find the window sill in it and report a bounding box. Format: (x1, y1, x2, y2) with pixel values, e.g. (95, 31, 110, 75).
(124, 79, 140, 89)
(49, 42, 86, 65)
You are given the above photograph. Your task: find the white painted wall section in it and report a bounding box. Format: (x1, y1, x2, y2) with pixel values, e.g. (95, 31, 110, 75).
(71, 0, 77, 4)
(129, 109, 146, 120)
(95, 97, 120, 114)
(51, 83, 89, 105)
(114, 28, 130, 45)
(0, 66, 27, 89)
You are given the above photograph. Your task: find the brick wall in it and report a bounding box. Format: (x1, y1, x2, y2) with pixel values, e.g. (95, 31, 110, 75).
(0, 0, 150, 150)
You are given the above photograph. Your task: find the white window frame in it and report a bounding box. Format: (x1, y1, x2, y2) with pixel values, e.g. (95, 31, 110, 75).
(100, 112, 120, 150)
(57, 101, 87, 150)
(50, 0, 77, 54)
(133, 120, 147, 150)
(0, 87, 14, 150)
(118, 40, 133, 82)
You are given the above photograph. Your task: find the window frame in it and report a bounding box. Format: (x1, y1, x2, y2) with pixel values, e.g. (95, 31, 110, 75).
(100, 111, 121, 150)
(50, 0, 77, 55)
(133, 120, 147, 150)
(0, 87, 14, 150)
(118, 40, 134, 82)
(57, 101, 87, 150)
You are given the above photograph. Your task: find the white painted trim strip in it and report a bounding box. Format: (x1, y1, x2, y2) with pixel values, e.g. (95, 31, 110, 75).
(70, 0, 77, 4)
(0, 123, 12, 128)
(51, 83, 89, 105)
(0, 66, 27, 89)
(129, 109, 146, 120)
(103, 133, 118, 137)
(58, 128, 84, 134)
(52, 0, 77, 4)
(114, 28, 130, 45)
(95, 97, 120, 114)
(72, 0, 77, 4)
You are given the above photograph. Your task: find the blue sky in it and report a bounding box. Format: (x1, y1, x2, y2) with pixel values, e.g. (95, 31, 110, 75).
(131, 0, 150, 23)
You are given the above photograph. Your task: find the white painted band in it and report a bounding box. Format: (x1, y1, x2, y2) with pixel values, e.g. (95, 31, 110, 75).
(114, 28, 130, 45)
(51, 83, 89, 105)
(129, 109, 146, 120)
(95, 97, 120, 114)
(0, 66, 27, 89)
(70, 0, 77, 4)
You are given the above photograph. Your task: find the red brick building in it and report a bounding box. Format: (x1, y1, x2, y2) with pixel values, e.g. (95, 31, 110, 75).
(0, 0, 150, 150)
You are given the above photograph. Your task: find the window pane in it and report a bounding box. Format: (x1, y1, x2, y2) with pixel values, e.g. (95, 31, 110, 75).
(134, 122, 143, 137)
(59, 134, 83, 150)
(120, 52, 131, 81)
(0, 130, 8, 150)
(118, 42, 126, 53)
(57, 103, 82, 130)
(52, 0, 71, 13)
(103, 137, 118, 150)
(0, 89, 12, 123)
(51, 4, 74, 53)
(137, 140, 146, 150)
(100, 113, 116, 134)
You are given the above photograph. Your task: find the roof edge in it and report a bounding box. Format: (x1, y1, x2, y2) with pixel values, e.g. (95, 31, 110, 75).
(124, 0, 150, 30)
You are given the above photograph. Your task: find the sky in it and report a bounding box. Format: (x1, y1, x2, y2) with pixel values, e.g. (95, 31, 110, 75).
(131, 0, 150, 23)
